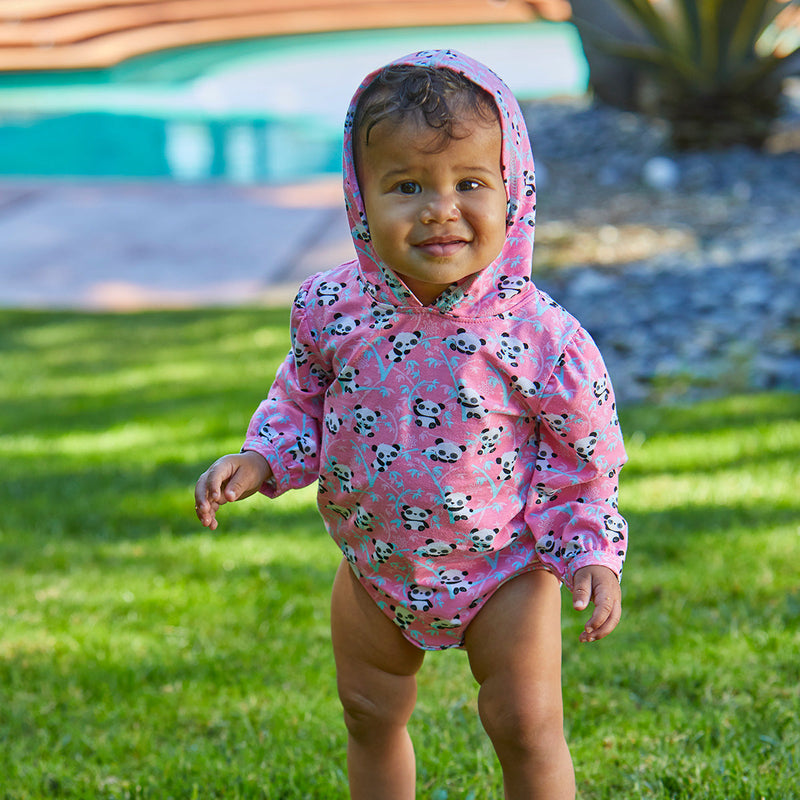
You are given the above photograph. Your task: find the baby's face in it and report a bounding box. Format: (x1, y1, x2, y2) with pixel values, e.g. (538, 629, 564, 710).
(358, 113, 507, 305)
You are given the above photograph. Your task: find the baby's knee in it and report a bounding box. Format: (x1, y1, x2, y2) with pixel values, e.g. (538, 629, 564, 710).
(478, 678, 564, 756)
(338, 677, 417, 740)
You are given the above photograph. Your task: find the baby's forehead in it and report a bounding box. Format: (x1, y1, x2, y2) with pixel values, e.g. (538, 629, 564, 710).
(362, 109, 501, 156)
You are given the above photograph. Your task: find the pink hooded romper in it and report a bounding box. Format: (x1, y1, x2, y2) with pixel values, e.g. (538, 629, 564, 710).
(242, 50, 628, 650)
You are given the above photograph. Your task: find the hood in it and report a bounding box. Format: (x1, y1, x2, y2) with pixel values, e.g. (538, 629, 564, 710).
(342, 49, 537, 317)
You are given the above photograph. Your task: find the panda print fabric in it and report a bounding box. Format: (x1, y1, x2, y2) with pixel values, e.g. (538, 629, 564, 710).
(242, 50, 628, 650)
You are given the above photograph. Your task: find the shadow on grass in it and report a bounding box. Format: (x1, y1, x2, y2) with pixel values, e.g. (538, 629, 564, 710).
(619, 391, 800, 439)
(4, 456, 322, 538)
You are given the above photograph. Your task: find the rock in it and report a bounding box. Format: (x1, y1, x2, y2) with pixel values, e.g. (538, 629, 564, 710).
(642, 156, 681, 190)
(522, 94, 800, 404)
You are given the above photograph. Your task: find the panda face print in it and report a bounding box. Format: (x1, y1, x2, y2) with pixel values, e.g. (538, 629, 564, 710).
(477, 426, 504, 455)
(370, 304, 397, 330)
(559, 535, 583, 560)
(324, 313, 360, 336)
(424, 438, 467, 464)
(468, 527, 500, 552)
(603, 514, 626, 543)
(324, 410, 341, 435)
(371, 443, 401, 472)
(316, 280, 346, 306)
(496, 450, 519, 481)
(569, 431, 598, 462)
(533, 482, 558, 504)
(338, 366, 359, 393)
(294, 434, 315, 455)
(510, 375, 540, 399)
(258, 422, 278, 442)
(535, 442, 558, 470)
(415, 539, 457, 558)
(505, 199, 519, 227)
(412, 398, 446, 429)
(387, 330, 423, 362)
(308, 363, 331, 387)
(522, 169, 536, 197)
(456, 384, 488, 419)
(443, 328, 486, 355)
(353, 404, 380, 436)
(331, 463, 354, 492)
(372, 538, 395, 563)
(341, 540, 358, 565)
(400, 505, 432, 531)
(407, 584, 436, 612)
(354, 504, 376, 532)
(289, 434, 316, 463)
(593, 376, 610, 405)
(353, 209, 370, 242)
(541, 412, 569, 436)
(442, 491, 473, 521)
(392, 606, 415, 629)
(293, 341, 311, 366)
(535, 529, 557, 556)
(438, 568, 472, 594)
(496, 332, 529, 367)
(498, 275, 528, 299)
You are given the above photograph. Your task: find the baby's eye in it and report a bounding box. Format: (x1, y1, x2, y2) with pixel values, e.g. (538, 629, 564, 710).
(457, 179, 482, 192)
(396, 181, 421, 195)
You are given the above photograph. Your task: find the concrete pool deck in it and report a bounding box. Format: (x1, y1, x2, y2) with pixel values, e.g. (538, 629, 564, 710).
(0, 176, 356, 310)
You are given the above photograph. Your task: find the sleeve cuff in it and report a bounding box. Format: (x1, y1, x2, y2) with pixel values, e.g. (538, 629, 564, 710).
(563, 552, 623, 591)
(241, 440, 284, 498)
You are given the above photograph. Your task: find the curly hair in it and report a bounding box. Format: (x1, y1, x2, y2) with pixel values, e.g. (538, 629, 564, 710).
(353, 64, 499, 157)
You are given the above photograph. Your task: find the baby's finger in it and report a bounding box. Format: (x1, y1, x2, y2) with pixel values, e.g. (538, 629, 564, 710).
(222, 467, 248, 502)
(585, 607, 621, 641)
(587, 592, 614, 628)
(571, 571, 592, 612)
(195, 468, 221, 507)
(194, 479, 211, 516)
(194, 497, 218, 529)
(583, 593, 620, 642)
(203, 513, 219, 531)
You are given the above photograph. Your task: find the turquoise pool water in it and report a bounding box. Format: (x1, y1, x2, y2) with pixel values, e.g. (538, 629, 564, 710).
(0, 23, 588, 182)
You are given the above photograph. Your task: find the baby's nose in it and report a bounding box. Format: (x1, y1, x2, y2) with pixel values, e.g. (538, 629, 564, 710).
(421, 193, 461, 223)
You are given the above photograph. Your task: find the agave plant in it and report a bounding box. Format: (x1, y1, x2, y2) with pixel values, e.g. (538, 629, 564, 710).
(570, 0, 800, 148)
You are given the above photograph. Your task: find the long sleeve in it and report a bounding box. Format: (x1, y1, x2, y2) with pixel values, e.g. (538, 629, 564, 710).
(524, 326, 628, 589)
(241, 285, 333, 496)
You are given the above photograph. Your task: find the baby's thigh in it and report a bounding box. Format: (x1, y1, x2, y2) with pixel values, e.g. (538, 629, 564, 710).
(330, 561, 424, 725)
(464, 569, 563, 687)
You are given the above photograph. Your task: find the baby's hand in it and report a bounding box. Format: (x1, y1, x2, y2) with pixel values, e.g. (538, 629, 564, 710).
(572, 565, 622, 643)
(194, 452, 271, 530)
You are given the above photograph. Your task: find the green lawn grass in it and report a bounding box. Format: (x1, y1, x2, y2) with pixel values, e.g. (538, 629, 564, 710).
(1, 308, 798, 799)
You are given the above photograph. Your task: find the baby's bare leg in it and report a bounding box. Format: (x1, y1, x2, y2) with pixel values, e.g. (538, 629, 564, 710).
(331, 561, 424, 800)
(464, 570, 575, 800)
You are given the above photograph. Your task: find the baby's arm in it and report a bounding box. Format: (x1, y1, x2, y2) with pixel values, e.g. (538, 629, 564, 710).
(572, 565, 622, 643)
(194, 452, 271, 530)
(524, 325, 628, 639)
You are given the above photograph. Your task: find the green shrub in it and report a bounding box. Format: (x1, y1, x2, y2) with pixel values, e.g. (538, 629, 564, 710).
(571, 0, 800, 148)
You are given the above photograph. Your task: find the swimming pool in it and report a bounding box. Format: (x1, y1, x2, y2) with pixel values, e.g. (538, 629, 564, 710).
(0, 23, 587, 183)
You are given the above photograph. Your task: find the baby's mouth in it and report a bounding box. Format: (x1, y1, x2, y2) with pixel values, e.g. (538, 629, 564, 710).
(415, 236, 468, 258)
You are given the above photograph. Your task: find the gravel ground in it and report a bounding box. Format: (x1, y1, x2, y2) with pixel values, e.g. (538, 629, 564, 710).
(520, 87, 800, 403)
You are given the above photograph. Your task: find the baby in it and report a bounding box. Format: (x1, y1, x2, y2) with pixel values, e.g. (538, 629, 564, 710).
(195, 49, 628, 800)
